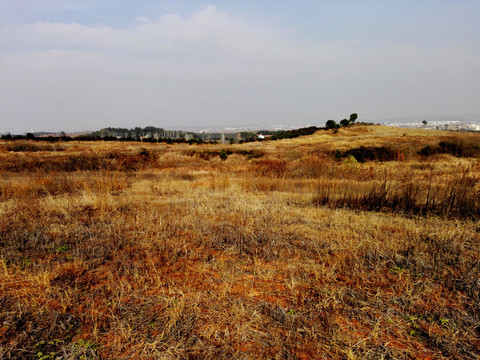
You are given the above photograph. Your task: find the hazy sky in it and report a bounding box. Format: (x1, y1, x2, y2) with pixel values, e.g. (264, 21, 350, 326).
(1, 0, 479, 133)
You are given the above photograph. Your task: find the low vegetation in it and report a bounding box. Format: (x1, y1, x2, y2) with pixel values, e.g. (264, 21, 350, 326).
(0, 125, 479, 359)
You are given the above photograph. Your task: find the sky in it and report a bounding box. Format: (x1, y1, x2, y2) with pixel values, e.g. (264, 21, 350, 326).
(1, 0, 479, 133)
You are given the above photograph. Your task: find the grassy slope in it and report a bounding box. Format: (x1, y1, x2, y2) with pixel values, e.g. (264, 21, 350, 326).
(0, 125, 479, 359)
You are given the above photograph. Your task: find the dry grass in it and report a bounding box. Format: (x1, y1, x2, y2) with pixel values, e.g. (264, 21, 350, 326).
(0, 126, 479, 359)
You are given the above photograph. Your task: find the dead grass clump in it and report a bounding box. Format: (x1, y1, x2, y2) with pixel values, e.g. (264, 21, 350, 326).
(241, 176, 286, 192)
(253, 159, 288, 177)
(6, 141, 64, 152)
(0, 151, 158, 173)
(0, 174, 80, 199)
(289, 155, 334, 178)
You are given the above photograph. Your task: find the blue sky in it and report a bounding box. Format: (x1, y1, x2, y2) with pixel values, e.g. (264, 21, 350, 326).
(1, 0, 479, 133)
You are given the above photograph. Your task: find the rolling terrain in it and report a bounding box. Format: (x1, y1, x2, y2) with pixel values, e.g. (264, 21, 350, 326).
(1, 125, 479, 359)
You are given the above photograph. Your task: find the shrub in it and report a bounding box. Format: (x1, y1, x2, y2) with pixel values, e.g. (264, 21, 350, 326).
(438, 140, 480, 157)
(219, 149, 228, 161)
(419, 140, 480, 158)
(343, 146, 397, 162)
(419, 145, 439, 157)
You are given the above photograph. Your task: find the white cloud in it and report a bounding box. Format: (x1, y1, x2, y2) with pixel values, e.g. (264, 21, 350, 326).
(0, 5, 479, 133)
(1, 6, 279, 56)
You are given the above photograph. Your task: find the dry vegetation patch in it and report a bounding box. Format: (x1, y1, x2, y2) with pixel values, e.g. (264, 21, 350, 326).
(0, 127, 479, 359)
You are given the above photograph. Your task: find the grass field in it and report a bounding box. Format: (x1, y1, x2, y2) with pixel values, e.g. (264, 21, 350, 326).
(1, 125, 479, 359)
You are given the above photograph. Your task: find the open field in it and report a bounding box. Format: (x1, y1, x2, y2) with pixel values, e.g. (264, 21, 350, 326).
(1, 125, 479, 359)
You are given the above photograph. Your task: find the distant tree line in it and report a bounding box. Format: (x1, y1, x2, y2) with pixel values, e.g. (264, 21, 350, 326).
(93, 126, 188, 140)
(1, 114, 366, 144)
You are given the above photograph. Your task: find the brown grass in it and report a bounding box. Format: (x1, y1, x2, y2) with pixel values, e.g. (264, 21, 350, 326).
(0, 126, 479, 359)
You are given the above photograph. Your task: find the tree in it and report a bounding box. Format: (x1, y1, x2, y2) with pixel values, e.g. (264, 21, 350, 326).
(422, 120, 428, 127)
(349, 113, 358, 124)
(326, 120, 340, 129)
(340, 119, 350, 127)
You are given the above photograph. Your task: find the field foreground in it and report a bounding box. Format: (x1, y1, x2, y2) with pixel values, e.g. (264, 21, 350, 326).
(0, 126, 479, 359)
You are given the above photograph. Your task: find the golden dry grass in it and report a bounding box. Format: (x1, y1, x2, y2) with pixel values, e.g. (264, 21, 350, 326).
(0, 125, 479, 359)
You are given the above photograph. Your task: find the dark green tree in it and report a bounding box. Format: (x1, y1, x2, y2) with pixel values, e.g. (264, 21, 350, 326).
(349, 113, 358, 124)
(326, 120, 340, 129)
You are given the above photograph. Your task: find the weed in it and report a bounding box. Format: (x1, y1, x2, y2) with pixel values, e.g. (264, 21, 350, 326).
(56, 245, 69, 253)
(343, 154, 359, 168)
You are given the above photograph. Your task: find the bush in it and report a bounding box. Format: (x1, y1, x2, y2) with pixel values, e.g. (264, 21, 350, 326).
(419, 140, 480, 158)
(219, 149, 228, 161)
(342, 146, 397, 163)
(439, 140, 480, 157)
(419, 145, 439, 157)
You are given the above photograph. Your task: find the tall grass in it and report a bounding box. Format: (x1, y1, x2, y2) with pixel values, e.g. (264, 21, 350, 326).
(313, 166, 480, 219)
